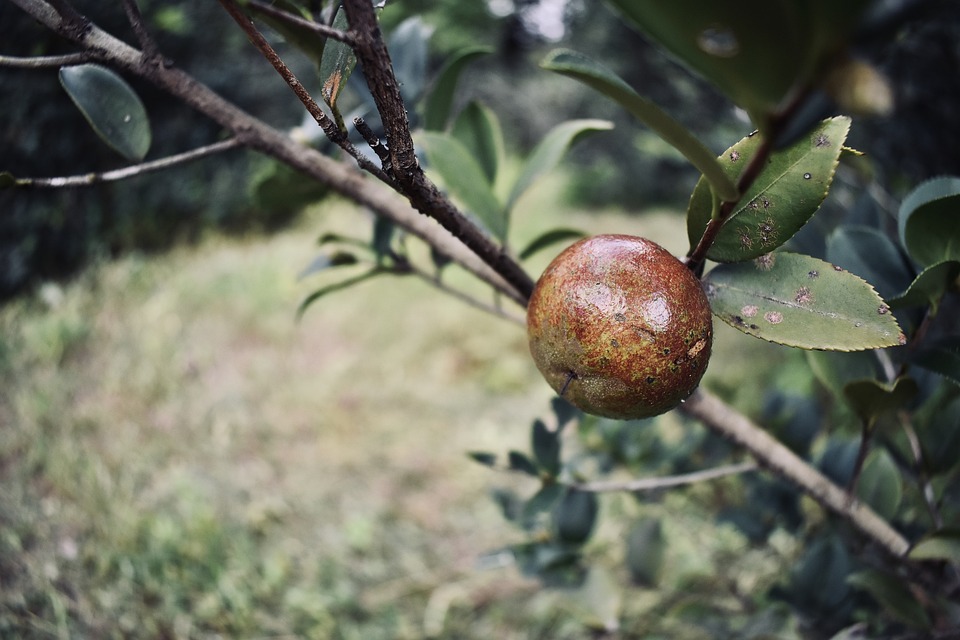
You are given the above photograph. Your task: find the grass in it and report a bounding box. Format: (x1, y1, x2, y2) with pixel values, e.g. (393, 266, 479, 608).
(0, 179, 796, 639)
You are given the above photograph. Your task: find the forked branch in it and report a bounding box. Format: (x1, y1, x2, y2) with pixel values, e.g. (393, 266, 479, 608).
(5, 0, 914, 562)
(5, 0, 527, 306)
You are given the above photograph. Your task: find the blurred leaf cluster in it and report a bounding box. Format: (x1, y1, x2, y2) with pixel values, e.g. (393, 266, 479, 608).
(0, 1, 307, 299)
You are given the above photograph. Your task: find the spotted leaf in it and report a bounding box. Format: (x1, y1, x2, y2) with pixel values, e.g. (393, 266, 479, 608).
(688, 117, 850, 263)
(703, 252, 903, 350)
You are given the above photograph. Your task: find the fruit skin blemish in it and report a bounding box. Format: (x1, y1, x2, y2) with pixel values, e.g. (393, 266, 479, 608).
(527, 235, 713, 420)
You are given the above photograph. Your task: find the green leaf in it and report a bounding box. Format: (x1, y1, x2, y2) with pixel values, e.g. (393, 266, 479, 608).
(898, 176, 960, 267)
(688, 117, 850, 262)
(513, 541, 581, 578)
(296, 268, 382, 320)
(422, 46, 492, 131)
(508, 450, 540, 477)
(371, 215, 395, 260)
(417, 130, 505, 239)
(917, 396, 960, 474)
(828, 625, 873, 640)
(788, 535, 852, 610)
(466, 451, 497, 467)
(490, 488, 523, 523)
(889, 260, 960, 312)
(318, 6, 355, 108)
(703, 253, 904, 350)
(518, 228, 586, 261)
(59, 64, 151, 161)
(806, 350, 881, 399)
(451, 101, 503, 185)
(854, 449, 902, 520)
(505, 119, 613, 218)
(843, 377, 918, 428)
(522, 483, 564, 526)
(251, 159, 330, 214)
(387, 17, 433, 105)
(553, 488, 598, 545)
(541, 49, 737, 202)
(244, 0, 327, 67)
(429, 245, 452, 272)
(297, 251, 360, 280)
(604, 0, 874, 122)
(316, 232, 372, 251)
(818, 438, 860, 487)
(908, 530, 960, 564)
(911, 337, 960, 387)
(825, 226, 913, 302)
(559, 566, 622, 632)
(847, 569, 931, 629)
(532, 419, 561, 476)
(625, 517, 665, 587)
(551, 397, 579, 433)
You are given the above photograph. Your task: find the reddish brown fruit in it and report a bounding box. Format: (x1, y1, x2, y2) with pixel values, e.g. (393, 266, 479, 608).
(527, 235, 713, 420)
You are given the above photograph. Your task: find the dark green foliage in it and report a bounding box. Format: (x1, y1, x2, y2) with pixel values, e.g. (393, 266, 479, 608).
(553, 489, 598, 545)
(0, 1, 307, 299)
(625, 517, 665, 587)
(518, 228, 586, 261)
(59, 64, 152, 162)
(779, 536, 855, 631)
(532, 419, 561, 477)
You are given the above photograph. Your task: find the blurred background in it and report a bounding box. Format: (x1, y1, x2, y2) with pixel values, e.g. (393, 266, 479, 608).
(2, 0, 959, 637)
(5, 0, 957, 301)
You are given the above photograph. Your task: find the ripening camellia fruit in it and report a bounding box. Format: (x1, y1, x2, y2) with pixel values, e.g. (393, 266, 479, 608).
(527, 234, 713, 420)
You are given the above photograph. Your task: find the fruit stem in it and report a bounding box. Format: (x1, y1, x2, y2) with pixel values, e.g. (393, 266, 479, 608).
(559, 371, 577, 396)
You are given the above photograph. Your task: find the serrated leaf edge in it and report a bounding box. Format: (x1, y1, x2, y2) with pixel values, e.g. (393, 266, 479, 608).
(707, 252, 904, 352)
(713, 117, 850, 261)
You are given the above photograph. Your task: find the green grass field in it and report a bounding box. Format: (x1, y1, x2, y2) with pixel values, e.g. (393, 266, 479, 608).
(0, 183, 798, 639)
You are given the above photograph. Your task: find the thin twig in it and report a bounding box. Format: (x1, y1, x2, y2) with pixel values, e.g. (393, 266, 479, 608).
(354, 116, 392, 173)
(407, 264, 526, 326)
(10, 138, 243, 189)
(216, 0, 394, 186)
(343, 0, 536, 302)
(575, 461, 757, 493)
(244, 0, 357, 46)
(0, 53, 93, 68)
(847, 419, 874, 498)
(899, 411, 943, 529)
(120, 0, 160, 62)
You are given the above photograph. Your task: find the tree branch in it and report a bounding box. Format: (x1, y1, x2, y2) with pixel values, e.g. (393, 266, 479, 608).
(243, 0, 357, 47)
(342, 0, 536, 302)
(575, 461, 757, 493)
(6, 0, 917, 565)
(681, 388, 911, 558)
(120, 0, 161, 62)
(9, 139, 243, 188)
(406, 264, 526, 326)
(216, 0, 394, 186)
(6, 0, 526, 306)
(0, 52, 93, 68)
